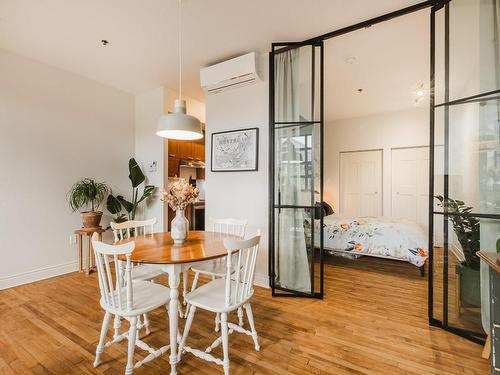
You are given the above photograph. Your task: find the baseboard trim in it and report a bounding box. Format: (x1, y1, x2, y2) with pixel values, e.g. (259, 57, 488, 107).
(0, 261, 78, 290)
(254, 273, 270, 289)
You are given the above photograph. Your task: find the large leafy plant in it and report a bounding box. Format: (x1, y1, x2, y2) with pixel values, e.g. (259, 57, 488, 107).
(68, 178, 109, 212)
(435, 195, 480, 270)
(107, 158, 155, 222)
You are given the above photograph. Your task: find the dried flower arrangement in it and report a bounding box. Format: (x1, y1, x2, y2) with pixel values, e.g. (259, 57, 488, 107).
(161, 178, 199, 211)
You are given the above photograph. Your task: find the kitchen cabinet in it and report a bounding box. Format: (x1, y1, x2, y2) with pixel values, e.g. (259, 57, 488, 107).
(167, 156, 180, 178)
(193, 142, 205, 161)
(168, 139, 180, 158)
(168, 139, 205, 161)
(179, 141, 193, 159)
(196, 168, 205, 180)
(167, 138, 205, 178)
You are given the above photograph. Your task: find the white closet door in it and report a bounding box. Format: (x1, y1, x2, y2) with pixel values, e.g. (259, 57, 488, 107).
(340, 150, 382, 216)
(391, 147, 429, 228)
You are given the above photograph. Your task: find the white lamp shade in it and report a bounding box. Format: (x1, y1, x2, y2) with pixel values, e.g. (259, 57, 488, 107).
(156, 99, 203, 140)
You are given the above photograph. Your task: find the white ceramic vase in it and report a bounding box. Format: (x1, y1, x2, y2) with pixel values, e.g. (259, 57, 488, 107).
(171, 209, 188, 244)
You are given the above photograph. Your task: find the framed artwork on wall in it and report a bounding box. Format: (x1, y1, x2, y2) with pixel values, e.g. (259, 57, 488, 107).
(211, 127, 259, 172)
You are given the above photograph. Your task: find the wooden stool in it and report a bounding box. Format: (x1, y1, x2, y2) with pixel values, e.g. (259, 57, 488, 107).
(75, 227, 106, 275)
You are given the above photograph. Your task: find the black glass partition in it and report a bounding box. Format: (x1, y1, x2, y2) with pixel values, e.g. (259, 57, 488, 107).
(269, 42, 324, 298)
(429, 0, 500, 343)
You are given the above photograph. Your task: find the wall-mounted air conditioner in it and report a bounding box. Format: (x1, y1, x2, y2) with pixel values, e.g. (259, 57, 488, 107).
(200, 52, 261, 95)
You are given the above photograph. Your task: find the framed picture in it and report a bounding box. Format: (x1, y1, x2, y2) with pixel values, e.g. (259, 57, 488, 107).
(211, 127, 259, 172)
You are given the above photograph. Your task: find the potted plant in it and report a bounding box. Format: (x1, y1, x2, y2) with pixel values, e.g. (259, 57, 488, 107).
(106, 158, 155, 223)
(160, 178, 199, 244)
(435, 195, 480, 308)
(68, 178, 109, 228)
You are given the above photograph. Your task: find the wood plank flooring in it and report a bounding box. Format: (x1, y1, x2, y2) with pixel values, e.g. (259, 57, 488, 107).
(0, 256, 490, 374)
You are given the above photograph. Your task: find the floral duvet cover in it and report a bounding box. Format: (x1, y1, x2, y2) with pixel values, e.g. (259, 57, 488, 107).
(315, 216, 428, 267)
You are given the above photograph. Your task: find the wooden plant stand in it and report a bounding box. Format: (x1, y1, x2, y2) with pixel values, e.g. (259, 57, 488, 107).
(75, 227, 106, 275)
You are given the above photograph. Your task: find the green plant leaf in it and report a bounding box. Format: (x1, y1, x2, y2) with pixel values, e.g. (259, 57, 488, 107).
(106, 194, 122, 215)
(117, 195, 134, 213)
(67, 178, 109, 212)
(114, 214, 128, 223)
(137, 185, 155, 204)
(128, 158, 145, 188)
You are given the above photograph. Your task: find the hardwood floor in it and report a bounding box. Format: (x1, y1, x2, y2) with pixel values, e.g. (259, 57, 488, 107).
(0, 257, 490, 374)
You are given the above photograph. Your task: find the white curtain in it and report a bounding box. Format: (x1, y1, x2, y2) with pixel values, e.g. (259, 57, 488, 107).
(274, 49, 312, 292)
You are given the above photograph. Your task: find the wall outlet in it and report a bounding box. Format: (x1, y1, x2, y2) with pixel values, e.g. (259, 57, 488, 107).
(148, 161, 158, 172)
(69, 234, 77, 245)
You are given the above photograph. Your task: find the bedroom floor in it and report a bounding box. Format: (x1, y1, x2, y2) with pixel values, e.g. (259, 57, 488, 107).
(0, 258, 489, 375)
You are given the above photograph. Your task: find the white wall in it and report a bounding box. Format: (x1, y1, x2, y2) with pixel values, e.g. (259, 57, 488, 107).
(324, 107, 430, 216)
(134, 87, 165, 227)
(0, 49, 135, 289)
(134, 86, 205, 230)
(205, 53, 269, 288)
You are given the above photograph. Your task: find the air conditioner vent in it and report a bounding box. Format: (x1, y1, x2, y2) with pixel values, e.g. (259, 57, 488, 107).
(200, 52, 261, 95)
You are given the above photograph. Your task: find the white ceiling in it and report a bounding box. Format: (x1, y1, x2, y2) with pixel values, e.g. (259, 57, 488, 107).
(325, 9, 430, 120)
(0, 0, 427, 103)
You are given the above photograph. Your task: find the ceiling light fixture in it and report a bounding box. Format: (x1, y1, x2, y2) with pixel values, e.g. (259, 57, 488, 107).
(157, 0, 203, 141)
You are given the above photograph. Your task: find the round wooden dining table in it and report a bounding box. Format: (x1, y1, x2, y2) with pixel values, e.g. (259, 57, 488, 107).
(115, 230, 241, 375)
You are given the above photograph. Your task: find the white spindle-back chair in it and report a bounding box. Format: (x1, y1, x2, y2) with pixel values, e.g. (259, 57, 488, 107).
(111, 218, 157, 241)
(178, 232, 261, 375)
(185, 218, 247, 330)
(110, 218, 164, 335)
(92, 234, 171, 375)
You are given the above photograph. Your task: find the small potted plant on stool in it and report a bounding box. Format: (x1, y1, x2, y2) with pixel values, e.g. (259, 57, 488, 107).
(68, 178, 109, 228)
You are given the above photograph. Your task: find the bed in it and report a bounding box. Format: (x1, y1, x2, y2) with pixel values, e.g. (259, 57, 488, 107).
(314, 216, 428, 275)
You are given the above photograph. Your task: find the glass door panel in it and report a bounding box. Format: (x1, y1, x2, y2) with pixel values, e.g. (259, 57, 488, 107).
(430, 0, 500, 343)
(448, 0, 500, 101)
(271, 42, 324, 298)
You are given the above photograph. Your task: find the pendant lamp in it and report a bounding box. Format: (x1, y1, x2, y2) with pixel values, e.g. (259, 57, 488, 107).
(157, 0, 203, 140)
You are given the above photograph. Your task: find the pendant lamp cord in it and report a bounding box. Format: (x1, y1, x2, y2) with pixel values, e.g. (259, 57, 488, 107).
(178, 0, 182, 101)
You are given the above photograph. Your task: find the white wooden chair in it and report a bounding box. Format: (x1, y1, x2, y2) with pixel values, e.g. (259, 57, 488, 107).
(111, 218, 164, 283)
(110, 218, 165, 335)
(184, 218, 247, 331)
(178, 232, 261, 375)
(91, 234, 171, 375)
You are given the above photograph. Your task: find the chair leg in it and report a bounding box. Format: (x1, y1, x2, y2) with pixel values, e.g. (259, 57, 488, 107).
(178, 305, 196, 361)
(142, 313, 150, 335)
(94, 312, 112, 367)
(184, 271, 200, 318)
(113, 314, 121, 339)
(245, 303, 260, 352)
(237, 307, 244, 327)
(215, 312, 221, 332)
(221, 312, 230, 375)
(182, 270, 188, 305)
(125, 316, 138, 375)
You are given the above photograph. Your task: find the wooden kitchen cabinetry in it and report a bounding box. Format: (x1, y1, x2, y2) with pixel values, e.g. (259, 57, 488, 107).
(193, 142, 205, 161)
(178, 141, 193, 159)
(167, 139, 205, 177)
